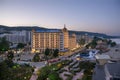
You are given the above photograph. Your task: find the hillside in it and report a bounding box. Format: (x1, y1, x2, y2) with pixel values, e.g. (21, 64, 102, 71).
(0, 25, 120, 38)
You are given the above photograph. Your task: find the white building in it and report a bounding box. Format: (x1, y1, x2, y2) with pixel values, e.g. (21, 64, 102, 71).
(0, 30, 31, 44)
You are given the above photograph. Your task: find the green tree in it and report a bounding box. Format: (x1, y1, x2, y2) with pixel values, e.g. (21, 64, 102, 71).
(17, 43, 26, 49)
(48, 72, 62, 80)
(107, 39, 112, 45)
(110, 42, 116, 47)
(32, 53, 40, 62)
(37, 66, 51, 80)
(93, 36, 102, 41)
(0, 61, 11, 80)
(0, 61, 33, 80)
(44, 48, 50, 56)
(53, 49, 59, 57)
(78, 38, 85, 46)
(0, 37, 9, 54)
(7, 51, 14, 60)
(91, 40, 97, 48)
(85, 40, 97, 49)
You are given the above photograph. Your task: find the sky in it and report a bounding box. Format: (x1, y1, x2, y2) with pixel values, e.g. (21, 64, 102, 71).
(0, 0, 120, 36)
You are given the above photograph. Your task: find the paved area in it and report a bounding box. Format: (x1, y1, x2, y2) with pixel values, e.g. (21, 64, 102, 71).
(30, 73, 38, 80)
(60, 71, 72, 80)
(92, 65, 106, 80)
(14, 61, 45, 68)
(72, 69, 84, 80)
(104, 44, 120, 59)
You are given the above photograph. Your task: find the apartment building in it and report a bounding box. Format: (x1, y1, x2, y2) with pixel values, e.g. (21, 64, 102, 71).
(0, 30, 31, 44)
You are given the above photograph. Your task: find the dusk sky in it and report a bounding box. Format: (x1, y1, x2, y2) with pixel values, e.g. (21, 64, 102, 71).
(0, 0, 120, 36)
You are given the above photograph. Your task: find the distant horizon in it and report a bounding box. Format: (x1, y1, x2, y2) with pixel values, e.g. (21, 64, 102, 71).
(0, 0, 120, 36)
(1, 24, 120, 37)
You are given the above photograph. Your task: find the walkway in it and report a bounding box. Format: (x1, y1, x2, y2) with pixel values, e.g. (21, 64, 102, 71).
(72, 69, 84, 80)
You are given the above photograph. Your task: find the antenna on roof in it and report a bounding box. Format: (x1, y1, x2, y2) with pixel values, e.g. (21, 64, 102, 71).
(64, 24, 66, 28)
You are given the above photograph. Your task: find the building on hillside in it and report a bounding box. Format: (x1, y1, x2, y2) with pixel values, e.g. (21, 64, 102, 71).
(31, 25, 76, 53)
(0, 31, 31, 44)
(76, 34, 93, 44)
(96, 40, 109, 52)
(10, 30, 31, 43)
(5, 34, 26, 43)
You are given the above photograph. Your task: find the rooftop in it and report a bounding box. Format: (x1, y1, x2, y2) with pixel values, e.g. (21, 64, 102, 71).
(36, 29, 61, 33)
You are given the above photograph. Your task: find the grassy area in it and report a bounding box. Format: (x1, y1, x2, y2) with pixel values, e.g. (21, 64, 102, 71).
(37, 58, 95, 80)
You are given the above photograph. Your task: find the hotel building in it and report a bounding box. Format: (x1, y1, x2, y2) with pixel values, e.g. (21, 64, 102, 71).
(69, 34, 77, 49)
(31, 26, 76, 53)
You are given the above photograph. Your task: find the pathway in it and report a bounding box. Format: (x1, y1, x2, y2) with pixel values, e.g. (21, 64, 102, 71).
(72, 69, 84, 80)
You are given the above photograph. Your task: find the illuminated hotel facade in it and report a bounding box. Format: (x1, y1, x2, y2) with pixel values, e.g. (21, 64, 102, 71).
(31, 26, 76, 53)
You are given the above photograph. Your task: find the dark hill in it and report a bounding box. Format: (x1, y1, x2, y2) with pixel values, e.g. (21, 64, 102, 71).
(0, 25, 120, 38)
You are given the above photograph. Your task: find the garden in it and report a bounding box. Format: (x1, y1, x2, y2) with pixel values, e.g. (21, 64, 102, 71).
(37, 58, 96, 80)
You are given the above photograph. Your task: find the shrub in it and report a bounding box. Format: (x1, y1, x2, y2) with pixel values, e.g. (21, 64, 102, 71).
(37, 66, 51, 80)
(110, 42, 116, 47)
(32, 53, 40, 62)
(73, 68, 81, 73)
(58, 69, 67, 73)
(48, 72, 62, 80)
(64, 74, 72, 77)
(69, 70, 76, 75)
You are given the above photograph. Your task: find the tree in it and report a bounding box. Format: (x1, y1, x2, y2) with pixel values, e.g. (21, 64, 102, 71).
(53, 49, 59, 57)
(0, 60, 33, 80)
(7, 51, 14, 60)
(90, 40, 97, 49)
(17, 43, 26, 49)
(0, 61, 11, 80)
(37, 66, 51, 80)
(44, 48, 50, 56)
(32, 53, 40, 62)
(107, 39, 112, 45)
(93, 36, 102, 41)
(0, 37, 9, 54)
(110, 42, 116, 47)
(48, 72, 62, 80)
(78, 38, 85, 46)
(85, 40, 97, 49)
